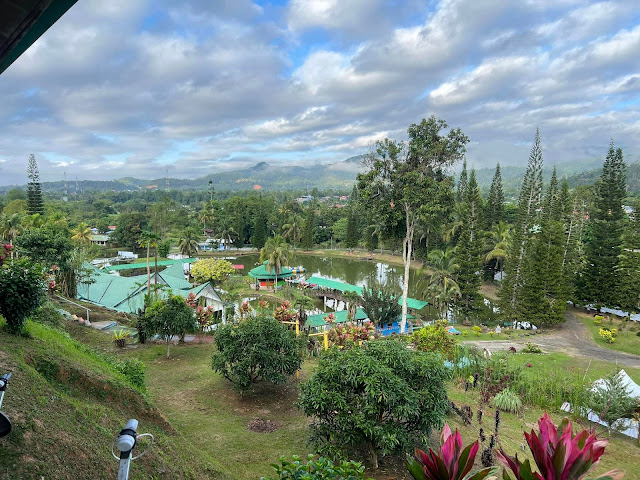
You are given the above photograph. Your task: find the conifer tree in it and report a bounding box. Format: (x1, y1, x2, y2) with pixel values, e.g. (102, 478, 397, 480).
(486, 162, 504, 227)
(26, 154, 44, 215)
(345, 208, 359, 250)
(519, 167, 567, 324)
(617, 201, 640, 312)
(456, 159, 468, 203)
(500, 129, 544, 322)
(455, 169, 483, 323)
(252, 206, 267, 249)
(301, 207, 315, 250)
(583, 142, 626, 306)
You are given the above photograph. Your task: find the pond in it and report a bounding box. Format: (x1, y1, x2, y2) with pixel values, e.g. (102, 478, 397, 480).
(226, 253, 499, 324)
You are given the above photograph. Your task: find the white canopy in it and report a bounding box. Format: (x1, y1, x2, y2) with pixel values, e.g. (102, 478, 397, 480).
(592, 370, 640, 398)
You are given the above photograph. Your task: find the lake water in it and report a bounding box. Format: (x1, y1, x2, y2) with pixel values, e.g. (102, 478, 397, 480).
(226, 253, 498, 323)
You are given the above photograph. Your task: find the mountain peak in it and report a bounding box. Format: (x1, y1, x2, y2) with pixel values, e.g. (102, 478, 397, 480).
(251, 162, 270, 171)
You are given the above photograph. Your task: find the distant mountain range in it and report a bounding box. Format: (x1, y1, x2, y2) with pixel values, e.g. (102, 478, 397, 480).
(2, 154, 639, 196)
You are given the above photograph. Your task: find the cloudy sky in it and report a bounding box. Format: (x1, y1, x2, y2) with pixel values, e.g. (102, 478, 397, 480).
(1, 0, 639, 185)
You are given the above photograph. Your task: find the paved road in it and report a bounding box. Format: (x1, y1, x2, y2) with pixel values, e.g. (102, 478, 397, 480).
(466, 311, 640, 369)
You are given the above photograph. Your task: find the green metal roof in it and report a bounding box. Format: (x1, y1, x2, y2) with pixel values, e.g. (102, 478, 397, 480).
(306, 276, 428, 310)
(104, 258, 196, 272)
(306, 308, 369, 328)
(248, 261, 294, 279)
(0, 0, 78, 75)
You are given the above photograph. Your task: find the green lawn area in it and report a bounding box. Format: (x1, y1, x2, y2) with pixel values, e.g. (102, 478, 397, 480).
(57, 320, 640, 480)
(575, 309, 640, 356)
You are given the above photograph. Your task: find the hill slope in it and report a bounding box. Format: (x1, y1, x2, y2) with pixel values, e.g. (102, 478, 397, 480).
(0, 319, 229, 480)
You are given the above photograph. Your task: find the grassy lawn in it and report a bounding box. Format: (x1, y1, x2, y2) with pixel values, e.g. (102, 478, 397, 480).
(122, 343, 314, 480)
(575, 309, 640, 356)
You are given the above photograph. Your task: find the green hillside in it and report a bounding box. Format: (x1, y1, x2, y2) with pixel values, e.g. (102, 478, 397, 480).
(0, 318, 229, 480)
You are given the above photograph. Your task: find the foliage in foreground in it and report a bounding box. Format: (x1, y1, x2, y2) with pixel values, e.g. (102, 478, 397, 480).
(498, 413, 624, 480)
(262, 455, 371, 480)
(0, 259, 46, 334)
(406, 424, 492, 480)
(212, 315, 303, 389)
(298, 339, 450, 467)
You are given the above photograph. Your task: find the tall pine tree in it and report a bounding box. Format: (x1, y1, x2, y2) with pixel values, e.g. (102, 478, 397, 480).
(455, 169, 483, 324)
(500, 129, 544, 322)
(345, 208, 359, 250)
(583, 142, 626, 306)
(27, 154, 44, 215)
(486, 162, 504, 227)
(519, 168, 567, 325)
(301, 207, 315, 250)
(617, 200, 640, 312)
(456, 159, 468, 203)
(252, 205, 267, 249)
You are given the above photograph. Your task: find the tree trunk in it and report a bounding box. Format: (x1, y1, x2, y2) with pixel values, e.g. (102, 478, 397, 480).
(400, 205, 414, 334)
(146, 245, 151, 295)
(369, 443, 378, 469)
(166, 341, 171, 359)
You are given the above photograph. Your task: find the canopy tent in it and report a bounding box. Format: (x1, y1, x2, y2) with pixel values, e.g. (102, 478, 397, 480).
(306, 276, 429, 310)
(248, 261, 294, 280)
(592, 370, 640, 398)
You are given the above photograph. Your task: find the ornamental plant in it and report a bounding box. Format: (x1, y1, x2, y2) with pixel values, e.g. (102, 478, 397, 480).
(406, 424, 492, 480)
(190, 258, 235, 285)
(598, 328, 614, 343)
(498, 413, 624, 480)
(0, 243, 13, 265)
(274, 300, 298, 324)
(412, 320, 457, 360)
(327, 322, 376, 347)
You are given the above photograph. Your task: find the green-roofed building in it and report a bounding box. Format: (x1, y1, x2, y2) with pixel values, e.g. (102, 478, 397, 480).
(306, 308, 370, 329)
(77, 261, 224, 315)
(305, 276, 428, 311)
(248, 261, 294, 289)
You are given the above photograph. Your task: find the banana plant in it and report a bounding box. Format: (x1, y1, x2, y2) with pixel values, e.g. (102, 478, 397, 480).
(406, 424, 493, 480)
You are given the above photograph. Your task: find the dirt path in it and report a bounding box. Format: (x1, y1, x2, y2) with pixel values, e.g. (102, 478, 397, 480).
(466, 311, 640, 369)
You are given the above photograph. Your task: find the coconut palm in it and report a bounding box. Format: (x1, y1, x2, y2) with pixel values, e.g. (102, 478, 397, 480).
(419, 247, 460, 318)
(260, 234, 291, 292)
(485, 221, 511, 280)
(282, 214, 303, 249)
(198, 207, 214, 231)
(341, 290, 362, 322)
(293, 293, 315, 326)
(429, 282, 461, 319)
(218, 224, 237, 250)
(442, 202, 466, 243)
(138, 231, 161, 295)
(71, 222, 92, 243)
(178, 229, 200, 257)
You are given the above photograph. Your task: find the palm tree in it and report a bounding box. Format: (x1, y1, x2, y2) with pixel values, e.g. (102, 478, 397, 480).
(260, 234, 291, 292)
(198, 208, 214, 231)
(178, 229, 200, 257)
(282, 214, 302, 249)
(71, 222, 92, 243)
(138, 231, 161, 295)
(0, 213, 22, 258)
(429, 282, 461, 319)
(442, 202, 466, 243)
(341, 290, 362, 323)
(419, 247, 460, 319)
(218, 224, 237, 250)
(23, 213, 44, 229)
(293, 293, 315, 326)
(484, 221, 511, 280)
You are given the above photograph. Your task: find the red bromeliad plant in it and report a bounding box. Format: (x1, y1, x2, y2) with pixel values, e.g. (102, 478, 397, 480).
(497, 413, 624, 480)
(406, 424, 493, 480)
(0, 243, 13, 265)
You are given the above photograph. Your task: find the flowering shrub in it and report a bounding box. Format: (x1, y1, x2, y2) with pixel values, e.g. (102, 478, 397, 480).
(0, 243, 13, 265)
(258, 300, 270, 310)
(327, 322, 376, 347)
(472, 326, 482, 336)
(599, 328, 615, 343)
(323, 312, 336, 326)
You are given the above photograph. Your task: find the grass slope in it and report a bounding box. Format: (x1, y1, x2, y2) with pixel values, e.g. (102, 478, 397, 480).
(0, 319, 229, 480)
